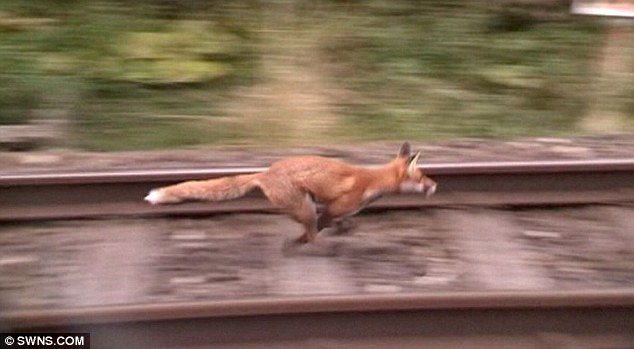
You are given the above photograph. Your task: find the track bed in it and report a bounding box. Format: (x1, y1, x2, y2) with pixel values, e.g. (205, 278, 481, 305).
(1, 205, 633, 311)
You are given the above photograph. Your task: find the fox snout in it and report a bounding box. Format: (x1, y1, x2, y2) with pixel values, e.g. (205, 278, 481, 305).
(399, 178, 437, 197)
(417, 178, 437, 197)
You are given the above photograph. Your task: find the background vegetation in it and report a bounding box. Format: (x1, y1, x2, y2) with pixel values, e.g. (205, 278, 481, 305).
(0, 0, 631, 150)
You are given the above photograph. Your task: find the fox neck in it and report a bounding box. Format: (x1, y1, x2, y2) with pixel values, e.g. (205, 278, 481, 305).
(360, 161, 405, 200)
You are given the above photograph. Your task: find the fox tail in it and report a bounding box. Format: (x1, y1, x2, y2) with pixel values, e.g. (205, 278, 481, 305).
(144, 173, 261, 205)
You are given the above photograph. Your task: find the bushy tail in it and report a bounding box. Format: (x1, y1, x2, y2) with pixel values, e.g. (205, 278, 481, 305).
(144, 173, 261, 205)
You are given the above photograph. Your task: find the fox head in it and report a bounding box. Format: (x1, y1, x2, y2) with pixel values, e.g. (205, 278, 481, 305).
(395, 142, 437, 197)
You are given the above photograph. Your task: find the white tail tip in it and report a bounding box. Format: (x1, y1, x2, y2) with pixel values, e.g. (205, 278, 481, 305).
(144, 189, 164, 205)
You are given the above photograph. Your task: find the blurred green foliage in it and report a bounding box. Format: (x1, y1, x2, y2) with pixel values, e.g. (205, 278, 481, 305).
(0, 0, 629, 150)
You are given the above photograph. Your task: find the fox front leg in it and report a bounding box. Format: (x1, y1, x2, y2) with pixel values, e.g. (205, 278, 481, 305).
(317, 213, 333, 232)
(317, 213, 356, 235)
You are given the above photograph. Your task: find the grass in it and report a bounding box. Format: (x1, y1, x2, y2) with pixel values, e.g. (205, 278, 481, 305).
(0, 0, 630, 151)
(323, 2, 607, 140)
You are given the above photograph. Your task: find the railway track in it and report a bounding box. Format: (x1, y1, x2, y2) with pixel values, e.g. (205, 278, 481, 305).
(1, 159, 634, 221)
(2, 159, 634, 348)
(2, 290, 634, 349)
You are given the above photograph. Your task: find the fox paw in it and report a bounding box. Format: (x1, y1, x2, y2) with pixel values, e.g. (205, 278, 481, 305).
(333, 218, 357, 235)
(282, 237, 338, 257)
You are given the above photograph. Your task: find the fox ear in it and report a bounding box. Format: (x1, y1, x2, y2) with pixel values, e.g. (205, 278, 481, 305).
(398, 142, 411, 158)
(407, 151, 421, 176)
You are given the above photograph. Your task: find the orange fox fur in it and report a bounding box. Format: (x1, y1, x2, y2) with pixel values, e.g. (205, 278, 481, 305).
(145, 143, 436, 244)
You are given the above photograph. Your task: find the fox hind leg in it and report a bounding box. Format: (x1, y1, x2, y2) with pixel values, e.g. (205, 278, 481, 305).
(260, 183, 319, 244)
(289, 194, 319, 244)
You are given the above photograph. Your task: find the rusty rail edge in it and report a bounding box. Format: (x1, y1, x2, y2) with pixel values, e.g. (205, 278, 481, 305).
(3, 289, 634, 329)
(1, 159, 634, 221)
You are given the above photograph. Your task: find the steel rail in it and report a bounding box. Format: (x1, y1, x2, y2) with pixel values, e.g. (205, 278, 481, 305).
(2, 158, 634, 185)
(2, 290, 633, 348)
(1, 159, 634, 221)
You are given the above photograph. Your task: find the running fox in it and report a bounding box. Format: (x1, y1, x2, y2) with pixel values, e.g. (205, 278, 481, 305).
(145, 142, 436, 244)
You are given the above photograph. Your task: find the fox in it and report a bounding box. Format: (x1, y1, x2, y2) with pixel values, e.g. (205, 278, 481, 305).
(144, 142, 436, 244)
